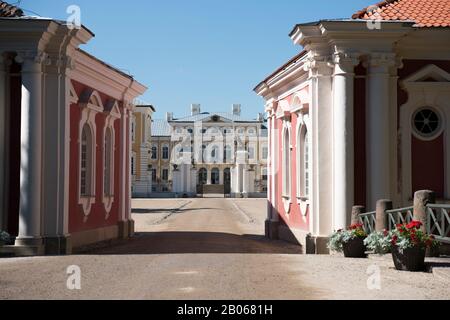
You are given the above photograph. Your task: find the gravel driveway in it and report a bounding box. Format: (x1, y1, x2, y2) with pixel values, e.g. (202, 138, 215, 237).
(0, 198, 448, 300)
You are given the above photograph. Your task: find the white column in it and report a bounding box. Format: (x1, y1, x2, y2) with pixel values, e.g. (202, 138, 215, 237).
(207, 167, 212, 185)
(270, 111, 278, 222)
(219, 168, 224, 185)
(332, 52, 359, 230)
(190, 168, 197, 193)
(15, 52, 44, 246)
(0, 55, 6, 231)
(305, 55, 334, 237)
(366, 53, 395, 210)
(126, 108, 133, 221)
(120, 107, 128, 222)
(242, 167, 249, 196)
(266, 114, 272, 220)
(41, 55, 73, 247)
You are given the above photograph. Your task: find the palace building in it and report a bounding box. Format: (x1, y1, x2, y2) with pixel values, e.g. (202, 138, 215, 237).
(0, 2, 147, 255)
(145, 104, 268, 198)
(131, 105, 155, 198)
(255, 0, 450, 253)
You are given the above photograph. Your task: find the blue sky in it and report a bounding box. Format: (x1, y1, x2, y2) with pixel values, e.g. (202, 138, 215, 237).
(17, 0, 375, 119)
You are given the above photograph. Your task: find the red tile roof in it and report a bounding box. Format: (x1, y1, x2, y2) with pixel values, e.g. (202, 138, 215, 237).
(352, 0, 450, 27)
(0, 1, 23, 17)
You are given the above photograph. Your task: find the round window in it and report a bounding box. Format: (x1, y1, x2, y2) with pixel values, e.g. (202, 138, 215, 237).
(412, 108, 442, 138)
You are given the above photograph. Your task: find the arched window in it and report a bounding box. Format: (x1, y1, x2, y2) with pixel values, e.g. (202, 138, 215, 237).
(162, 145, 169, 160)
(211, 145, 219, 161)
(80, 124, 93, 197)
(282, 126, 291, 199)
(104, 128, 113, 197)
(303, 129, 310, 198)
(297, 125, 310, 199)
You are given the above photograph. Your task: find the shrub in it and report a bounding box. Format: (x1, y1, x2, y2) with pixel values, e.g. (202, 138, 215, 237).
(328, 223, 368, 253)
(364, 230, 391, 254)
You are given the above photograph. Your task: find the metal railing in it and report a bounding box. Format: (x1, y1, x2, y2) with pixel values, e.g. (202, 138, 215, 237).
(357, 204, 450, 243)
(358, 211, 376, 234)
(386, 206, 414, 231)
(427, 204, 450, 244)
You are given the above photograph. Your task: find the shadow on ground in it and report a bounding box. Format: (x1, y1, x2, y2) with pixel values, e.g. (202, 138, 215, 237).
(78, 231, 302, 255)
(132, 208, 217, 214)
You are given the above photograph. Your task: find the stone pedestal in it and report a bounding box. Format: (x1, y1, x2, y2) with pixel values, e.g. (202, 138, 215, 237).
(351, 206, 366, 225)
(376, 200, 392, 232)
(413, 190, 435, 232)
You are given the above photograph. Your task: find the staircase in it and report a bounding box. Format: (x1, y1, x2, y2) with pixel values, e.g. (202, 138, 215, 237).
(202, 185, 225, 198)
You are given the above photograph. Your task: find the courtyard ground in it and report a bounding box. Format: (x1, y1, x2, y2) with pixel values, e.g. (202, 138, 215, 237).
(0, 198, 448, 300)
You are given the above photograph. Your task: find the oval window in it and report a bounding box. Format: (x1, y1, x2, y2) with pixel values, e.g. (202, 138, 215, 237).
(412, 108, 442, 139)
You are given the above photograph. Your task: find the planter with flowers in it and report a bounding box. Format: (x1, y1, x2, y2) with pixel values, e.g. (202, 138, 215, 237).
(0, 231, 10, 247)
(328, 223, 368, 258)
(364, 230, 392, 255)
(386, 221, 438, 272)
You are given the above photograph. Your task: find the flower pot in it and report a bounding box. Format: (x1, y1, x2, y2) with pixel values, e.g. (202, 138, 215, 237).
(343, 237, 367, 258)
(392, 245, 426, 272)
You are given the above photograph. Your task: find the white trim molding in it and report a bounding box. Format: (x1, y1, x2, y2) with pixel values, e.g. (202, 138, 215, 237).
(296, 112, 311, 215)
(281, 117, 293, 214)
(102, 99, 121, 218)
(78, 89, 104, 218)
(400, 64, 450, 203)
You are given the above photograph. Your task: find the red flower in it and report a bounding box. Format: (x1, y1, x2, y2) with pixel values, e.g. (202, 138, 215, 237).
(410, 233, 418, 245)
(383, 230, 389, 237)
(349, 223, 363, 230)
(407, 221, 423, 230)
(391, 235, 398, 246)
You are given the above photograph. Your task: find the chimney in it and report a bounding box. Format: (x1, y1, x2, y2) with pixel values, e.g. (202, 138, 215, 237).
(191, 104, 201, 116)
(232, 104, 241, 116)
(166, 112, 173, 121)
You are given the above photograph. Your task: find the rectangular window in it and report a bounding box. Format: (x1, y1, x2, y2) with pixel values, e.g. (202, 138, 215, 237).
(262, 147, 268, 160)
(248, 147, 255, 160)
(151, 169, 157, 181)
(131, 157, 135, 175)
(162, 146, 169, 160)
(162, 169, 169, 181)
(151, 146, 158, 160)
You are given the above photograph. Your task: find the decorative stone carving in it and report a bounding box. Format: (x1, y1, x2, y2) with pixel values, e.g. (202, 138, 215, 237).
(303, 54, 333, 77)
(331, 51, 360, 75)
